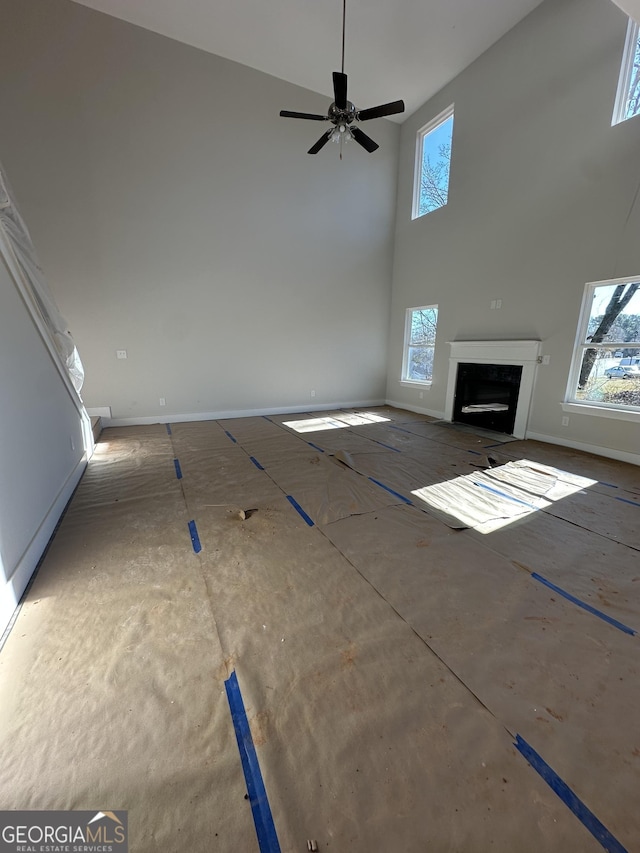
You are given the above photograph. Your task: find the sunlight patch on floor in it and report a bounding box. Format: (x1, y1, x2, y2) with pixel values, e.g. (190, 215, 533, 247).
(283, 412, 390, 433)
(411, 459, 597, 533)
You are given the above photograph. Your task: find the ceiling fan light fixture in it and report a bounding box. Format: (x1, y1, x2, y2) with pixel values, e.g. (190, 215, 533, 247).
(331, 125, 353, 144)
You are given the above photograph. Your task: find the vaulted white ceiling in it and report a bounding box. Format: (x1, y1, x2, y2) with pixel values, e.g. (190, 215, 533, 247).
(612, 0, 640, 20)
(70, 0, 549, 120)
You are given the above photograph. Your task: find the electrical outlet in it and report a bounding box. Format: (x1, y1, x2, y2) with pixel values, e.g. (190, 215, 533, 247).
(310, 390, 316, 398)
(159, 397, 166, 407)
(562, 416, 569, 427)
(542, 355, 551, 365)
(419, 390, 424, 399)
(116, 350, 127, 359)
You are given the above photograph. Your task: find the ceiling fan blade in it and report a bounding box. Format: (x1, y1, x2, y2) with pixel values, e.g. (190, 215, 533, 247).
(357, 100, 405, 122)
(333, 71, 348, 110)
(308, 130, 332, 155)
(280, 110, 328, 121)
(350, 126, 379, 153)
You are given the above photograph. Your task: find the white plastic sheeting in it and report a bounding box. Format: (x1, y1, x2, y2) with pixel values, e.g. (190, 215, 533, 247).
(0, 159, 84, 393)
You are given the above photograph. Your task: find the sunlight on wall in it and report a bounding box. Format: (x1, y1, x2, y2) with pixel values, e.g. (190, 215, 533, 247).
(81, 408, 95, 461)
(0, 574, 19, 646)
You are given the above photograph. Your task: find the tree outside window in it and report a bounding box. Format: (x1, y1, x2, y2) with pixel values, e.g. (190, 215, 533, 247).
(403, 306, 439, 382)
(626, 28, 640, 119)
(413, 107, 454, 219)
(569, 279, 640, 411)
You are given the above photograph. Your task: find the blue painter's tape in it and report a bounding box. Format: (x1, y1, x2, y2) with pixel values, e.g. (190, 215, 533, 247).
(389, 424, 415, 435)
(467, 449, 483, 456)
(474, 480, 541, 511)
(225, 671, 281, 853)
(173, 458, 183, 480)
(165, 423, 172, 435)
(286, 495, 314, 526)
(532, 573, 636, 636)
(250, 456, 264, 470)
(368, 477, 413, 505)
(225, 430, 237, 444)
(514, 735, 628, 853)
(370, 439, 401, 453)
(188, 520, 202, 554)
(599, 481, 618, 489)
(262, 415, 273, 422)
(616, 496, 640, 508)
(307, 442, 325, 453)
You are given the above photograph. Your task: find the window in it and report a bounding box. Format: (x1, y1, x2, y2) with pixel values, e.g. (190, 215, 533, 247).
(412, 106, 454, 219)
(613, 17, 640, 124)
(402, 306, 438, 383)
(566, 277, 640, 412)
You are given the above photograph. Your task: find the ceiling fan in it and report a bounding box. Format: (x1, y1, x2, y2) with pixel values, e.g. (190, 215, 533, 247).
(279, 0, 405, 156)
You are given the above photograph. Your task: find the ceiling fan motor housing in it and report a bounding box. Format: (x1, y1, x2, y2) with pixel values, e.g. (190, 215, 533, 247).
(328, 101, 356, 126)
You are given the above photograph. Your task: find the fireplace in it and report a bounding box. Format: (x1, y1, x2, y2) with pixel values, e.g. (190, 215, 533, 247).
(444, 340, 541, 439)
(453, 362, 523, 434)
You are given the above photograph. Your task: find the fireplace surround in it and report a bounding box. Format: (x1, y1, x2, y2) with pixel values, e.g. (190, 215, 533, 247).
(445, 340, 541, 439)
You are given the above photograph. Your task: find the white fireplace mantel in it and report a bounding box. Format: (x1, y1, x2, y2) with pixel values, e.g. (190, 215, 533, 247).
(445, 340, 541, 439)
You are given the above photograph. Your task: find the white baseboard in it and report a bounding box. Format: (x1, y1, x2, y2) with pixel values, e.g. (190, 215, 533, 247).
(525, 431, 640, 467)
(0, 454, 87, 642)
(104, 399, 386, 427)
(84, 402, 640, 465)
(385, 400, 639, 466)
(385, 398, 445, 420)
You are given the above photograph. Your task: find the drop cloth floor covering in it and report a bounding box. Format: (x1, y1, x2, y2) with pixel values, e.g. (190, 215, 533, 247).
(0, 407, 639, 852)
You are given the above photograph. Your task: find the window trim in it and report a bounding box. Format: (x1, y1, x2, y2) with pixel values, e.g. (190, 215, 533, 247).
(565, 276, 640, 418)
(412, 104, 454, 220)
(561, 401, 639, 423)
(401, 304, 438, 385)
(612, 17, 640, 125)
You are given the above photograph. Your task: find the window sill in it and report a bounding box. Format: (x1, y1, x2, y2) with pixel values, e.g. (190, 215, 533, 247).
(561, 401, 639, 423)
(400, 379, 433, 388)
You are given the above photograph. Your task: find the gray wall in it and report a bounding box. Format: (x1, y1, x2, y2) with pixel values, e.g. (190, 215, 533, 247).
(1, 0, 638, 461)
(387, 0, 640, 460)
(0, 0, 399, 422)
(0, 255, 86, 635)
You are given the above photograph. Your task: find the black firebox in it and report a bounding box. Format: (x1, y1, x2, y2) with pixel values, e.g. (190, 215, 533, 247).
(453, 362, 523, 434)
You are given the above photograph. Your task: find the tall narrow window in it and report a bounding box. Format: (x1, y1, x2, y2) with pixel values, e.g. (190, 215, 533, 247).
(412, 106, 454, 219)
(402, 306, 439, 383)
(613, 17, 640, 124)
(567, 277, 640, 412)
